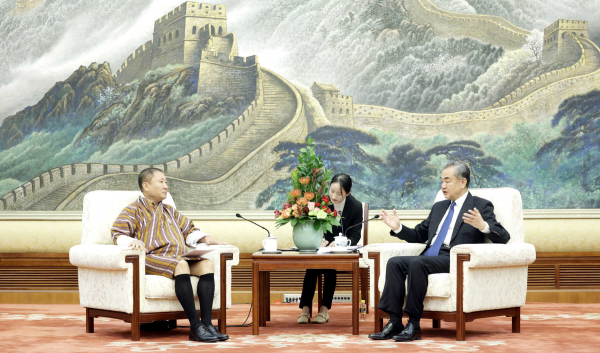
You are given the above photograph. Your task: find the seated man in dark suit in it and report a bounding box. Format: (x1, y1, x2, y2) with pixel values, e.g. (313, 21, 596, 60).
(369, 161, 510, 341)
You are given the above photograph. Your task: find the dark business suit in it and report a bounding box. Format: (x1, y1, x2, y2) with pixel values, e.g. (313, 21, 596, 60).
(299, 195, 363, 309)
(378, 192, 510, 322)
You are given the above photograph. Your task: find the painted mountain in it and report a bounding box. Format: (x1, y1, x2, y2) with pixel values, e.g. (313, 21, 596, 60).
(1, 0, 600, 211)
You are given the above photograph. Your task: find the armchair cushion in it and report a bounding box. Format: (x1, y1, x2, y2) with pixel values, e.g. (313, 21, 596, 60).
(420, 273, 452, 298)
(146, 275, 200, 299)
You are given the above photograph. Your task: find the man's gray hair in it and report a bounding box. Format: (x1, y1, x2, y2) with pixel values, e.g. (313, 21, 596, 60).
(443, 160, 470, 187)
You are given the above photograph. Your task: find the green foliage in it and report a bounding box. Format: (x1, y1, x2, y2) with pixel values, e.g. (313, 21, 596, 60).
(273, 138, 340, 232)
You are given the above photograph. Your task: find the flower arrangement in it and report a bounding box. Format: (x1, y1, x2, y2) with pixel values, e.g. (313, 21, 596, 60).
(274, 138, 341, 233)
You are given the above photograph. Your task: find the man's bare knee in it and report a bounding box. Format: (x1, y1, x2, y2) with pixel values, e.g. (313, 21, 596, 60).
(191, 259, 214, 276)
(174, 260, 190, 276)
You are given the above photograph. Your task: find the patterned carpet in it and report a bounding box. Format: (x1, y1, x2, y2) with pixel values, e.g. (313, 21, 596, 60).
(1, 303, 600, 352)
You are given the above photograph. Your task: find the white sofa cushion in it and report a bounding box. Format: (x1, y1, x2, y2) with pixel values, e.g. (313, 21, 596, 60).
(421, 273, 452, 298)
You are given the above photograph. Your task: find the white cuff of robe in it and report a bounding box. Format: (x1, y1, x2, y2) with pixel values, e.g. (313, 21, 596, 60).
(186, 230, 209, 247)
(116, 235, 135, 247)
(393, 224, 403, 234)
(481, 222, 490, 233)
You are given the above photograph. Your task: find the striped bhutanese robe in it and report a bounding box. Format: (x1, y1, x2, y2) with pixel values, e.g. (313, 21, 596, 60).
(111, 196, 202, 278)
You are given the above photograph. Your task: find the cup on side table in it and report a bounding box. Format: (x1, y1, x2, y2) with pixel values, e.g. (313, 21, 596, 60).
(262, 236, 278, 252)
(334, 235, 350, 247)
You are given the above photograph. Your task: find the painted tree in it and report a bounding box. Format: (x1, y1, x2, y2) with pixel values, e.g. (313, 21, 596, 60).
(522, 29, 544, 67)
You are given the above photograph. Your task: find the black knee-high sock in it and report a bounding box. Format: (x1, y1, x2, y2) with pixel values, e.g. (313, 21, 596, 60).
(175, 274, 201, 328)
(197, 273, 215, 326)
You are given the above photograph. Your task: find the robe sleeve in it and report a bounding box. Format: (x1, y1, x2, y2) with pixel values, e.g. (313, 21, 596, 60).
(111, 205, 139, 245)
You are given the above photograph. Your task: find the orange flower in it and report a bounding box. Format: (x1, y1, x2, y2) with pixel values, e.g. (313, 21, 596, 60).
(296, 197, 308, 206)
(299, 177, 310, 185)
(291, 204, 300, 212)
(290, 189, 302, 198)
(304, 192, 315, 201)
(282, 209, 291, 219)
(292, 211, 300, 218)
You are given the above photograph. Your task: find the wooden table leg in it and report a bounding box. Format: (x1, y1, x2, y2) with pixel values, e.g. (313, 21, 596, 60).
(360, 267, 368, 314)
(352, 261, 359, 335)
(252, 261, 259, 335)
(266, 272, 271, 322)
(259, 271, 267, 327)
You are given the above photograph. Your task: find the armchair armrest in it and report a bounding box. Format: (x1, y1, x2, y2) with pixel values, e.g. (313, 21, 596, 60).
(69, 244, 145, 270)
(451, 243, 536, 268)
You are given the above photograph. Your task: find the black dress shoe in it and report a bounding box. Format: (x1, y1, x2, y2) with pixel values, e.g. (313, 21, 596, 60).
(368, 321, 404, 340)
(206, 324, 229, 341)
(189, 324, 219, 342)
(393, 322, 422, 341)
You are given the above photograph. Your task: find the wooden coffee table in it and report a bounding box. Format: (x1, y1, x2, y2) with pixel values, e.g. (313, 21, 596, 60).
(251, 251, 361, 335)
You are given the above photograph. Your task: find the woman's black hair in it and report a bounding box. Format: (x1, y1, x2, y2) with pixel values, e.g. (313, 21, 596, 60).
(331, 173, 352, 194)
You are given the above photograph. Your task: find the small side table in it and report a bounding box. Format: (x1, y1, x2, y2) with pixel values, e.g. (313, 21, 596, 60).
(251, 252, 360, 335)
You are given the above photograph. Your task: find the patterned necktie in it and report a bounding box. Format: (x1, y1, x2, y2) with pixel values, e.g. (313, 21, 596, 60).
(424, 201, 456, 256)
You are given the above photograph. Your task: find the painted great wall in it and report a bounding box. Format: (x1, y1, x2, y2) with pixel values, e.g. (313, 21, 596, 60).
(2, 0, 600, 211)
(405, 0, 530, 50)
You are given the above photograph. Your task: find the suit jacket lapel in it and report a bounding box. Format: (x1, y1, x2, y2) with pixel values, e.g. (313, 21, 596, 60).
(450, 192, 473, 243)
(428, 199, 450, 244)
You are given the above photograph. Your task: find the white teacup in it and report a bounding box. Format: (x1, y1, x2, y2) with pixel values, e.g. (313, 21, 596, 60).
(262, 236, 278, 252)
(334, 235, 350, 247)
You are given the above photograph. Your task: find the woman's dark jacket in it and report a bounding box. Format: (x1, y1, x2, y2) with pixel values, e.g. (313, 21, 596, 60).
(324, 194, 363, 246)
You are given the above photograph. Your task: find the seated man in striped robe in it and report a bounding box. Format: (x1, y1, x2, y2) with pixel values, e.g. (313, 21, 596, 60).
(111, 167, 229, 343)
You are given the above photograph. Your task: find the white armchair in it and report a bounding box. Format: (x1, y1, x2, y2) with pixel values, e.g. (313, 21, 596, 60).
(363, 188, 536, 340)
(69, 190, 239, 341)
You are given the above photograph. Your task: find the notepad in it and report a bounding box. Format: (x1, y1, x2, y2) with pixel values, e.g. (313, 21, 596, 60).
(182, 246, 215, 258)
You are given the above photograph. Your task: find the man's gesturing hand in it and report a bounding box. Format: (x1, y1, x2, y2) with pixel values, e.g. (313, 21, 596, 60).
(128, 239, 146, 252)
(462, 207, 486, 231)
(380, 209, 400, 231)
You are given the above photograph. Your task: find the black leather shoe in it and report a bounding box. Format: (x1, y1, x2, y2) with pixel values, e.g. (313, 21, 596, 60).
(206, 324, 229, 341)
(393, 322, 422, 341)
(189, 324, 219, 342)
(368, 321, 404, 340)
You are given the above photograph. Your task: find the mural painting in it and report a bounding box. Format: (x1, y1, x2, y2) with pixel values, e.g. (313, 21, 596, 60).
(1, 0, 600, 211)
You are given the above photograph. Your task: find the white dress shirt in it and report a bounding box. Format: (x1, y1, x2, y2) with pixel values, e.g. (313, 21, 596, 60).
(393, 191, 489, 246)
(333, 197, 346, 215)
